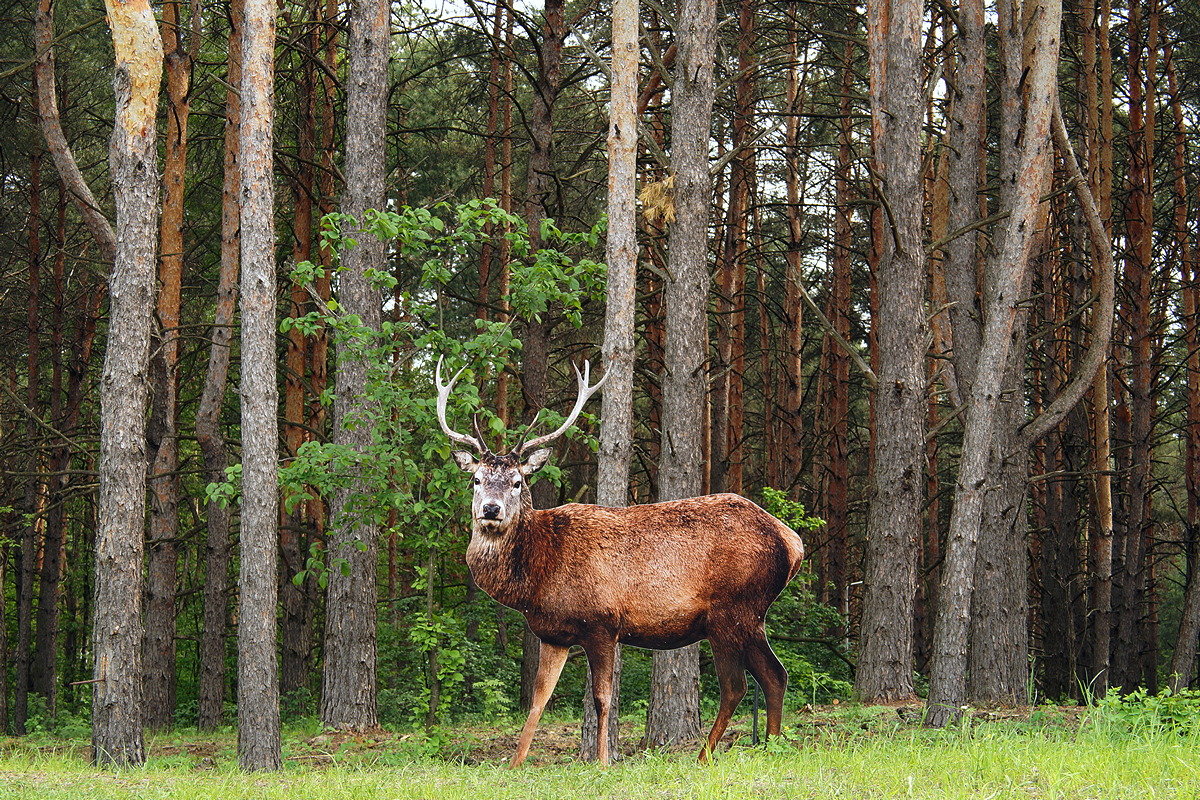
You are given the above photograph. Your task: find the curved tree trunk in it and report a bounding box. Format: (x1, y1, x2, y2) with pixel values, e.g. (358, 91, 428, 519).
(195, 0, 242, 731)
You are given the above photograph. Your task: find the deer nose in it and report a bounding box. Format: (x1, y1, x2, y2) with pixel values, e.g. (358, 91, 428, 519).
(481, 503, 502, 519)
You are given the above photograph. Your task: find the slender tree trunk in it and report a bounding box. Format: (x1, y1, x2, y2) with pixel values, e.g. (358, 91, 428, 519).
(1083, 0, 1114, 695)
(281, 0, 317, 702)
(31, 0, 119, 731)
(319, 0, 388, 732)
(237, 0, 282, 768)
(581, 0, 637, 759)
(1113, 0, 1157, 692)
(142, 0, 196, 728)
(646, 0, 716, 747)
(780, 28, 806, 497)
(195, 0, 242, 729)
(517, 0, 566, 711)
(854, 0, 927, 705)
(16, 146, 43, 735)
(92, 0, 163, 765)
(820, 36, 853, 619)
(1167, 50, 1200, 691)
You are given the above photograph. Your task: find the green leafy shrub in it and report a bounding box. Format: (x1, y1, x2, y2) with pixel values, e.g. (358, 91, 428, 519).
(1087, 687, 1200, 736)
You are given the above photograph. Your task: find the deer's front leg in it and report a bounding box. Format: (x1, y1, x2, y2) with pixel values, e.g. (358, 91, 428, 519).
(509, 640, 570, 768)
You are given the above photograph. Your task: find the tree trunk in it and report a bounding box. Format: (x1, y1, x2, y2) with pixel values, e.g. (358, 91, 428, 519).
(516, 0, 565, 711)
(92, 0, 162, 766)
(967, 339, 1031, 703)
(237, 0, 282, 769)
(854, 0, 927, 705)
(646, 0, 716, 748)
(142, 0, 196, 728)
(195, 0, 241, 730)
(16, 145, 43, 734)
(281, 0, 317, 702)
(319, 0, 388, 733)
(581, 0, 637, 759)
(1112, 0, 1157, 693)
(925, 0, 1060, 726)
(1167, 51, 1200, 692)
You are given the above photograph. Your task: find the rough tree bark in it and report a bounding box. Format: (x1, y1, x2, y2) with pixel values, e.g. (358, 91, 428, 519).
(319, 0, 389, 733)
(517, 0, 566, 712)
(195, 0, 242, 730)
(646, 0, 716, 747)
(142, 0, 198, 728)
(925, 0, 1061, 727)
(854, 0, 927, 705)
(1168, 49, 1200, 691)
(581, 0, 637, 760)
(92, 0, 163, 767)
(237, 0, 282, 769)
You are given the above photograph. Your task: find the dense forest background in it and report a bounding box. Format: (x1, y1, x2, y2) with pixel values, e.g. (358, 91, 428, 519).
(1, 0, 1199, 769)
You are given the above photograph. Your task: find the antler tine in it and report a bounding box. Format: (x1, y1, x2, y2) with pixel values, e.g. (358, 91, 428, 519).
(435, 356, 485, 453)
(471, 413, 493, 455)
(516, 359, 608, 455)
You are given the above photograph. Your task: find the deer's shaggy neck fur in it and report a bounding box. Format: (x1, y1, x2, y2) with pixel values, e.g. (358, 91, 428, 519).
(466, 483, 540, 609)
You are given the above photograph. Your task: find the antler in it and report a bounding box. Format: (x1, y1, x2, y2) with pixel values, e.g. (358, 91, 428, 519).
(435, 356, 486, 454)
(515, 360, 608, 455)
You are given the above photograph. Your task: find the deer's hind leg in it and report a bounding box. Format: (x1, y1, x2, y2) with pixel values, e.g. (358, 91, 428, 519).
(581, 636, 619, 765)
(510, 641, 570, 768)
(699, 635, 748, 762)
(745, 632, 788, 737)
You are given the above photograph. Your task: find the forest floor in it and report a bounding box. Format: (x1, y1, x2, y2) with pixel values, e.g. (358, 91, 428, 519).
(1, 703, 1198, 798)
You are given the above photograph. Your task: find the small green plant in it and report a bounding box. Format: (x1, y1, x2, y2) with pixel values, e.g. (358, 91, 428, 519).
(1087, 687, 1200, 736)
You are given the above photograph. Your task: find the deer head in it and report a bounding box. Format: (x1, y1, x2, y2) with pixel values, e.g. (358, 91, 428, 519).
(435, 356, 606, 535)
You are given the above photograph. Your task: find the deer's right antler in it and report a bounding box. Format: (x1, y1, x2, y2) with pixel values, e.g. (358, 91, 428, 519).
(435, 356, 486, 454)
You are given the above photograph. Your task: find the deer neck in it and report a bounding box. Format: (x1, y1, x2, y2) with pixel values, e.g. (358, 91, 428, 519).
(465, 488, 545, 611)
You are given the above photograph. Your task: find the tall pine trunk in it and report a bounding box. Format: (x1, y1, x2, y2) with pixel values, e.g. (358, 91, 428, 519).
(854, 0, 927, 705)
(319, 0, 389, 732)
(581, 0, 637, 759)
(142, 0, 197, 728)
(646, 0, 716, 747)
(926, 0, 1061, 725)
(237, 0, 282, 768)
(92, 0, 162, 765)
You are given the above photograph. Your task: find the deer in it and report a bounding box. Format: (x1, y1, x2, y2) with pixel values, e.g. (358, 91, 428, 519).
(435, 357, 806, 767)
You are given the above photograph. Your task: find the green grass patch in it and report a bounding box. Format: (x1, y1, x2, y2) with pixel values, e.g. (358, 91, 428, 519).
(2, 705, 1198, 799)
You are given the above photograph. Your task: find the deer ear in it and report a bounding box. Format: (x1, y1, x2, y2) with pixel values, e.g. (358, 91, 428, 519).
(520, 448, 552, 475)
(452, 451, 480, 473)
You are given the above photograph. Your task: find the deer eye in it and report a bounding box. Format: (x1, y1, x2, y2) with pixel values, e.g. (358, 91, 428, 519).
(472, 477, 481, 486)
(512, 480, 522, 490)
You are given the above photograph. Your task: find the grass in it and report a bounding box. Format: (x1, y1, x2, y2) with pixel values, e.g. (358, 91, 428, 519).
(2, 705, 1199, 799)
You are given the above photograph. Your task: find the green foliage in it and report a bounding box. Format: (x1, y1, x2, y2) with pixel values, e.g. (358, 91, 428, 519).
(758, 487, 825, 532)
(279, 202, 606, 724)
(1087, 687, 1200, 736)
(756, 488, 851, 703)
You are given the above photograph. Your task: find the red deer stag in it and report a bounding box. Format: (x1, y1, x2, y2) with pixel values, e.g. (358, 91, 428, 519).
(436, 357, 805, 766)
